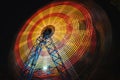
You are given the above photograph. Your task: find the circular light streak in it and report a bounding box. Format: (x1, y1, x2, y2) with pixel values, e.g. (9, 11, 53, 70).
(14, 1, 96, 78)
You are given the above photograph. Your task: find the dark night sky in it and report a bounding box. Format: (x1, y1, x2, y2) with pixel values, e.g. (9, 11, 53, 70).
(0, 0, 120, 80)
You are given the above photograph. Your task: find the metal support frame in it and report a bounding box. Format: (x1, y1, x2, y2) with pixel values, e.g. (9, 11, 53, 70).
(20, 32, 71, 80)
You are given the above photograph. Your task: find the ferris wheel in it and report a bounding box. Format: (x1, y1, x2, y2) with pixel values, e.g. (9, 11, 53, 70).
(14, 1, 111, 80)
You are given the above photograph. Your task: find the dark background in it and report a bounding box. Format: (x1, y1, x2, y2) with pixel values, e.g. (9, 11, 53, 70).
(0, 0, 120, 80)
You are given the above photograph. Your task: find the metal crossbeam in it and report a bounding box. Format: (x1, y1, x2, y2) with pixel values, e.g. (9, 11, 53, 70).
(45, 38, 71, 80)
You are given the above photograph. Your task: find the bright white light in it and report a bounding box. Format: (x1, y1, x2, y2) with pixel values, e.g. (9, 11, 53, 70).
(43, 66, 48, 71)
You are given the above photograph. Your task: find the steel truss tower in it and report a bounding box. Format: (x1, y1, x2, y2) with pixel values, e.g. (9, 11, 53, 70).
(20, 27, 71, 80)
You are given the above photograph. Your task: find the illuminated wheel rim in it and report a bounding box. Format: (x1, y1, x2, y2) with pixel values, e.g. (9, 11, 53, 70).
(14, 1, 97, 78)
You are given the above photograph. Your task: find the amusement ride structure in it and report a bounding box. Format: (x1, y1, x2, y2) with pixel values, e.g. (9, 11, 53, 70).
(14, 1, 111, 80)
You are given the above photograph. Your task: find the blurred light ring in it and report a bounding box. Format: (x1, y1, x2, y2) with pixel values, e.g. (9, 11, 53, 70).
(14, 1, 96, 77)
